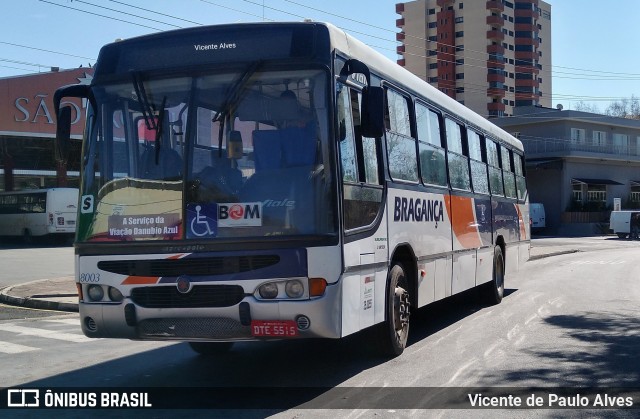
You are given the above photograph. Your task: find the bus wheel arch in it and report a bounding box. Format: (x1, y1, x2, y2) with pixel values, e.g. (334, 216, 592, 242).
(389, 244, 418, 309)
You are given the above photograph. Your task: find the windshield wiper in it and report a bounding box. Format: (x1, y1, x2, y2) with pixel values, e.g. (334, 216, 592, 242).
(154, 96, 167, 165)
(132, 73, 167, 165)
(212, 60, 263, 124)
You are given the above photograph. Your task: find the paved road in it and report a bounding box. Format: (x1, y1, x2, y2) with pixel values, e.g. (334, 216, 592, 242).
(0, 238, 639, 417)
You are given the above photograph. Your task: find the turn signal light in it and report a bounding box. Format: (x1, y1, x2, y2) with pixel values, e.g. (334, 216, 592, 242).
(309, 278, 327, 297)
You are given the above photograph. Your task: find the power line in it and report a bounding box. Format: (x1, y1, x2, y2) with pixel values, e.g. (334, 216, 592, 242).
(0, 41, 94, 61)
(38, 0, 165, 31)
(199, 0, 273, 22)
(0, 57, 55, 69)
(107, 0, 203, 26)
(72, 0, 182, 29)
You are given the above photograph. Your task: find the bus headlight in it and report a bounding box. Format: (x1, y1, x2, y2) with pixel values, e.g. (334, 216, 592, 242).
(87, 285, 104, 301)
(108, 287, 124, 302)
(285, 280, 304, 298)
(258, 282, 278, 299)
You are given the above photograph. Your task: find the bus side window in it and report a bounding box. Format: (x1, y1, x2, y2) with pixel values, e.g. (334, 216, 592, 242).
(486, 138, 504, 196)
(416, 103, 446, 187)
(385, 88, 418, 182)
(513, 153, 527, 201)
(338, 84, 358, 183)
(467, 129, 489, 194)
(501, 145, 518, 199)
(352, 90, 380, 185)
(445, 118, 470, 191)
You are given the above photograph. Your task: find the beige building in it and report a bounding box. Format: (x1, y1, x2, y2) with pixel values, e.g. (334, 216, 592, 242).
(395, 0, 551, 118)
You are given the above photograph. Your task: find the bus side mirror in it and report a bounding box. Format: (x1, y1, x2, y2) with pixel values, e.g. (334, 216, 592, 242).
(361, 86, 384, 138)
(56, 106, 72, 163)
(54, 83, 90, 163)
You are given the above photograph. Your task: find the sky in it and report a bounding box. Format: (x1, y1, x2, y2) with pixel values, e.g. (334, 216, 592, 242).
(1, 0, 640, 112)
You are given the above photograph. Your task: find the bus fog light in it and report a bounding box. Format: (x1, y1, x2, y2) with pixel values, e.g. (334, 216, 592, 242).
(285, 280, 304, 298)
(108, 287, 123, 302)
(258, 282, 278, 299)
(87, 285, 104, 301)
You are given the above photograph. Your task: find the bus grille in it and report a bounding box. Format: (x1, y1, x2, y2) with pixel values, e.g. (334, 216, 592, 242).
(98, 255, 280, 277)
(137, 317, 251, 339)
(130, 285, 245, 308)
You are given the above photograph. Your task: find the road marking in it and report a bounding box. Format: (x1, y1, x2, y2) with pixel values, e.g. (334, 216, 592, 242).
(525, 313, 538, 325)
(484, 341, 502, 358)
(0, 340, 40, 354)
(446, 358, 477, 385)
(507, 324, 521, 341)
(0, 324, 94, 343)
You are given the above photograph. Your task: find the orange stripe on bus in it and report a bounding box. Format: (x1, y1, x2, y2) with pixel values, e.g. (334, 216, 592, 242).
(121, 276, 159, 285)
(445, 195, 482, 249)
(516, 204, 527, 240)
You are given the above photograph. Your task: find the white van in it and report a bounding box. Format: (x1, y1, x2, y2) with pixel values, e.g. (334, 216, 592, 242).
(530, 203, 546, 230)
(610, 210, 640, 239)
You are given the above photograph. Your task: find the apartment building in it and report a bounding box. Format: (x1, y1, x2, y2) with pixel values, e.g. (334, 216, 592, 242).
(395, 0, 551, 118)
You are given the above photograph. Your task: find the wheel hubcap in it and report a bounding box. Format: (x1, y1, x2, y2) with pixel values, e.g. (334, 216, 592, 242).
(394, 286, 410, 331)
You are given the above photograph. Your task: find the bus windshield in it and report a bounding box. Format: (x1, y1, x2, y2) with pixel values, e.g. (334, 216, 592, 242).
(78, 67, 336, 242)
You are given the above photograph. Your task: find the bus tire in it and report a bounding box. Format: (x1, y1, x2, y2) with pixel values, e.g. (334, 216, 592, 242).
(377, 263, 410, 357)
(617, 233, 628, 239)
(483, 246, 505, 305)
(188, 341, 234, 355)
(23, 229, 33, 244)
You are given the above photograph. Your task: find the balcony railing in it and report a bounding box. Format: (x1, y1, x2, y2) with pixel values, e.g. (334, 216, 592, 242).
(523, 137, 640, 158)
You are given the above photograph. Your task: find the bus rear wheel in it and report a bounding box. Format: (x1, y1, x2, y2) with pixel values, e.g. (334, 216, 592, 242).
(188, 341, 234, 355)
(377, 263, 410, 357)
(482, 246, 505, 305)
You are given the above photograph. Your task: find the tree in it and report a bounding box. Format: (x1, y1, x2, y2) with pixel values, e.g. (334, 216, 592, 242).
(573, 101, 601, 114)
(605, 95, 640, 119)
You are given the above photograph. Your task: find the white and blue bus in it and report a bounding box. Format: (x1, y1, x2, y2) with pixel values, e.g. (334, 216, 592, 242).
(55, 22, 529, 356)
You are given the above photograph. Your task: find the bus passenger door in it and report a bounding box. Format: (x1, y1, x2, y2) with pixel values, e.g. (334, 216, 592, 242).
(337, 83, 387, 336)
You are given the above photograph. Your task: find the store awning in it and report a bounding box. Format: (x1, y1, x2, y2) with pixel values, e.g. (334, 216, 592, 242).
(571, 178, 623, 185)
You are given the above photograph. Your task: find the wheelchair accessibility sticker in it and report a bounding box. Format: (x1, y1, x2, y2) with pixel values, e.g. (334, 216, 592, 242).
(187, 203, 218, 238)
(187, 202, 263, 238)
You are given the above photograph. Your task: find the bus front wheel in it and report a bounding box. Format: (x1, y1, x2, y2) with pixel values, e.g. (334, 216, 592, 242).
(188, 341, 234, 355)
(377, 263, 410, 357)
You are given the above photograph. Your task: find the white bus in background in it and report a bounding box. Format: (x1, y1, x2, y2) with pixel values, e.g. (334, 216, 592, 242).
(0, 188, 78, 242)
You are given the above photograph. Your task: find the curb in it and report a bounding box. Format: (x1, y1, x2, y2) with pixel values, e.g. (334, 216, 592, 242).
(529, 249, 580, 261)
(0, 284, 79, 313)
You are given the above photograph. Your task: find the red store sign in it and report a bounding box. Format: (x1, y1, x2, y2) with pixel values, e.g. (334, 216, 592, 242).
(0, 68, 93, 138)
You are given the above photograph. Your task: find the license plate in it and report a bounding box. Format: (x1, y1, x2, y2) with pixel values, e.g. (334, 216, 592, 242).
(251, 320, 298, 337)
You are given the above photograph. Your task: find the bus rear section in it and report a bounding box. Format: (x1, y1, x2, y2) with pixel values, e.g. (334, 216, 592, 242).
(45, 188, 78, 236)
(0, 188, 78, 241)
